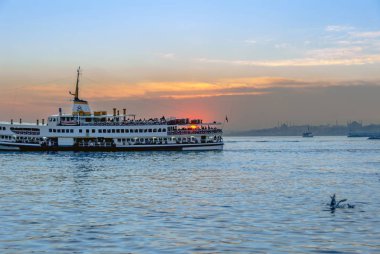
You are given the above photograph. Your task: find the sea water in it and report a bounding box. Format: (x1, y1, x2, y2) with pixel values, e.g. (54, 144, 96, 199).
(0, 136, 379, 253)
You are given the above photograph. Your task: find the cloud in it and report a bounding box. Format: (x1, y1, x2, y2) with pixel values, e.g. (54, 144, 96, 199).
(197, 53, 380, 67)
(157, 53, 176, 59)
(306, 46, 363, 58)
(197, 32, 380, 67)
(350, 31, 380, 38)
(274, 43, 289, 49)
(244, 39, 257, 44)
(325, 25, 354, 32)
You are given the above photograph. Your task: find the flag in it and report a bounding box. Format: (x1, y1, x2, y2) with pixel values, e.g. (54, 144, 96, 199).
(225, 116, 228, 123)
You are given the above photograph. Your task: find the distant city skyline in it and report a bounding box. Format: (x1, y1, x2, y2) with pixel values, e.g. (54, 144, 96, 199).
(1, 0, 380, 130)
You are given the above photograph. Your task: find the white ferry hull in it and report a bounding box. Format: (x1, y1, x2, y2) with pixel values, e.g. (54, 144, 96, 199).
(0, 142, 223, 152)
(0, 144, 21, 151)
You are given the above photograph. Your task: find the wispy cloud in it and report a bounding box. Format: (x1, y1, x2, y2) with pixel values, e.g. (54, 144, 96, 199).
(244, 39, 257, 44)
(325, 25, 354, 32)
(197, 53, 380, 67)
(274, 43, 289, 49)
(306, 46, 363, 58)
(350, 31, 380, 38)
(3, 76, 380, 103)
(156, 53, 176, 59)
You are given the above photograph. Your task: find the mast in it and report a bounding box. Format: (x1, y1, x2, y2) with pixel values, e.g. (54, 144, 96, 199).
(75, 66, 80, 101)
(70, 66, 81, 101)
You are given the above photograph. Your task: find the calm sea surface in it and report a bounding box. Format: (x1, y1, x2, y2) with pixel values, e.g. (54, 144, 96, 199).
(0, 136, 379, 253)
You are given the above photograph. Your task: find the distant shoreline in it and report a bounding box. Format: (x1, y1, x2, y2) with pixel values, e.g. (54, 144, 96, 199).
(226, 122, 380, 137)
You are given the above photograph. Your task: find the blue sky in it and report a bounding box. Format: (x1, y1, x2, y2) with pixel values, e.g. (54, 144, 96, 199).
(1, 0, 380, 129)
(1, 0, 379, 66)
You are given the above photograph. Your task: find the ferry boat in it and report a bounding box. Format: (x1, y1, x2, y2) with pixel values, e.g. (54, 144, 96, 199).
(302, 126, 313, 138)
(0, 68, 224, 151)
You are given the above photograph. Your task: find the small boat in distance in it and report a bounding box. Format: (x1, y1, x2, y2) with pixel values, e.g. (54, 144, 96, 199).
(0, 67, 224, 151)
(302, 126, 314, 138)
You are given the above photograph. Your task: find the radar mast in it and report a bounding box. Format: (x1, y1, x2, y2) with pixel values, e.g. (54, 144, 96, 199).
(70, 66, 81, 101)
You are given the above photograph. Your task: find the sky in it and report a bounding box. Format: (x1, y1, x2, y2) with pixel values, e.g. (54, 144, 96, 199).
(1, 0, 380, 130)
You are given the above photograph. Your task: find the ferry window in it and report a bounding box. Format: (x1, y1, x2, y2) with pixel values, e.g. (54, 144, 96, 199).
(163, 128, 166, 132)
(116, 129, 120, 133)
(139, 129, 143, 133)
(107, 129, 111, 133)
(158, 128, 161, 132)
(70, 129, 74, 133)
(153, 129, 157, 132)
(125, 129, 129, 133)
(148, 129, 152, 132)
(134, 129, 138, 133)
(57, 129, 61, 133)
(98, 129, 102, 133)
(86, 129, 89, 133)
(79, 129, 82, 133)
(53, 129, 56, 133)
(49, 129, 52, 132)
(103, 129, 106, 133)
(144, 129, 147, 133)
(121, 129, 124, 133)
(117, 139, 121, 142)
(112, 129, 115, 133)
(92, 129, 95, 133)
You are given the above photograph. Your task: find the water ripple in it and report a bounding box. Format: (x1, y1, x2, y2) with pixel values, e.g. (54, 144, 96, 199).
(0, 136, 379, 253)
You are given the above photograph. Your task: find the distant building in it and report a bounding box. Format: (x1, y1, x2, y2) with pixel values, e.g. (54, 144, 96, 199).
(347, 121, 362, 131)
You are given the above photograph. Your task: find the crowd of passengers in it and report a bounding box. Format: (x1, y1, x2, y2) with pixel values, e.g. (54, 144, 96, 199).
(169, 126, 222, 134)
(65, 117, 167, 126)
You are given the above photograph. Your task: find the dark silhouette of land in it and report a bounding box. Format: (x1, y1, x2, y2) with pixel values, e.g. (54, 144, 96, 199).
(227, 121, 380, 137)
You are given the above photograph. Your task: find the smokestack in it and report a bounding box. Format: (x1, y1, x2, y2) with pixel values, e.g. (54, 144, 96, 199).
(11, 119, 13, 125)
(59, 108, 62, 116)
(42, 119, 45, 125)
(113, 108, 116, 116)
(19, 118, 22, 124)
(123, 108, 126, 121)
(37, 119, 39, 125)
(117, 110, 120, 116)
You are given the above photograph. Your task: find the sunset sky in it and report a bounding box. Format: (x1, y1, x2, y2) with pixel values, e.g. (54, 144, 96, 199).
(1, 0, 380, 130)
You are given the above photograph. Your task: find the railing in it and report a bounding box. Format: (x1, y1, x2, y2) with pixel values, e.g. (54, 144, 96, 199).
(77, 142, 114, 147)
(11, 131, 40, 136)
(168, 129, 223, 135)
(77, 121, 167, 127)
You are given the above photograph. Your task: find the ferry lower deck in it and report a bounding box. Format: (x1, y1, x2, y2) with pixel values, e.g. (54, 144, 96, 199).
(0, 140, 223, 152)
